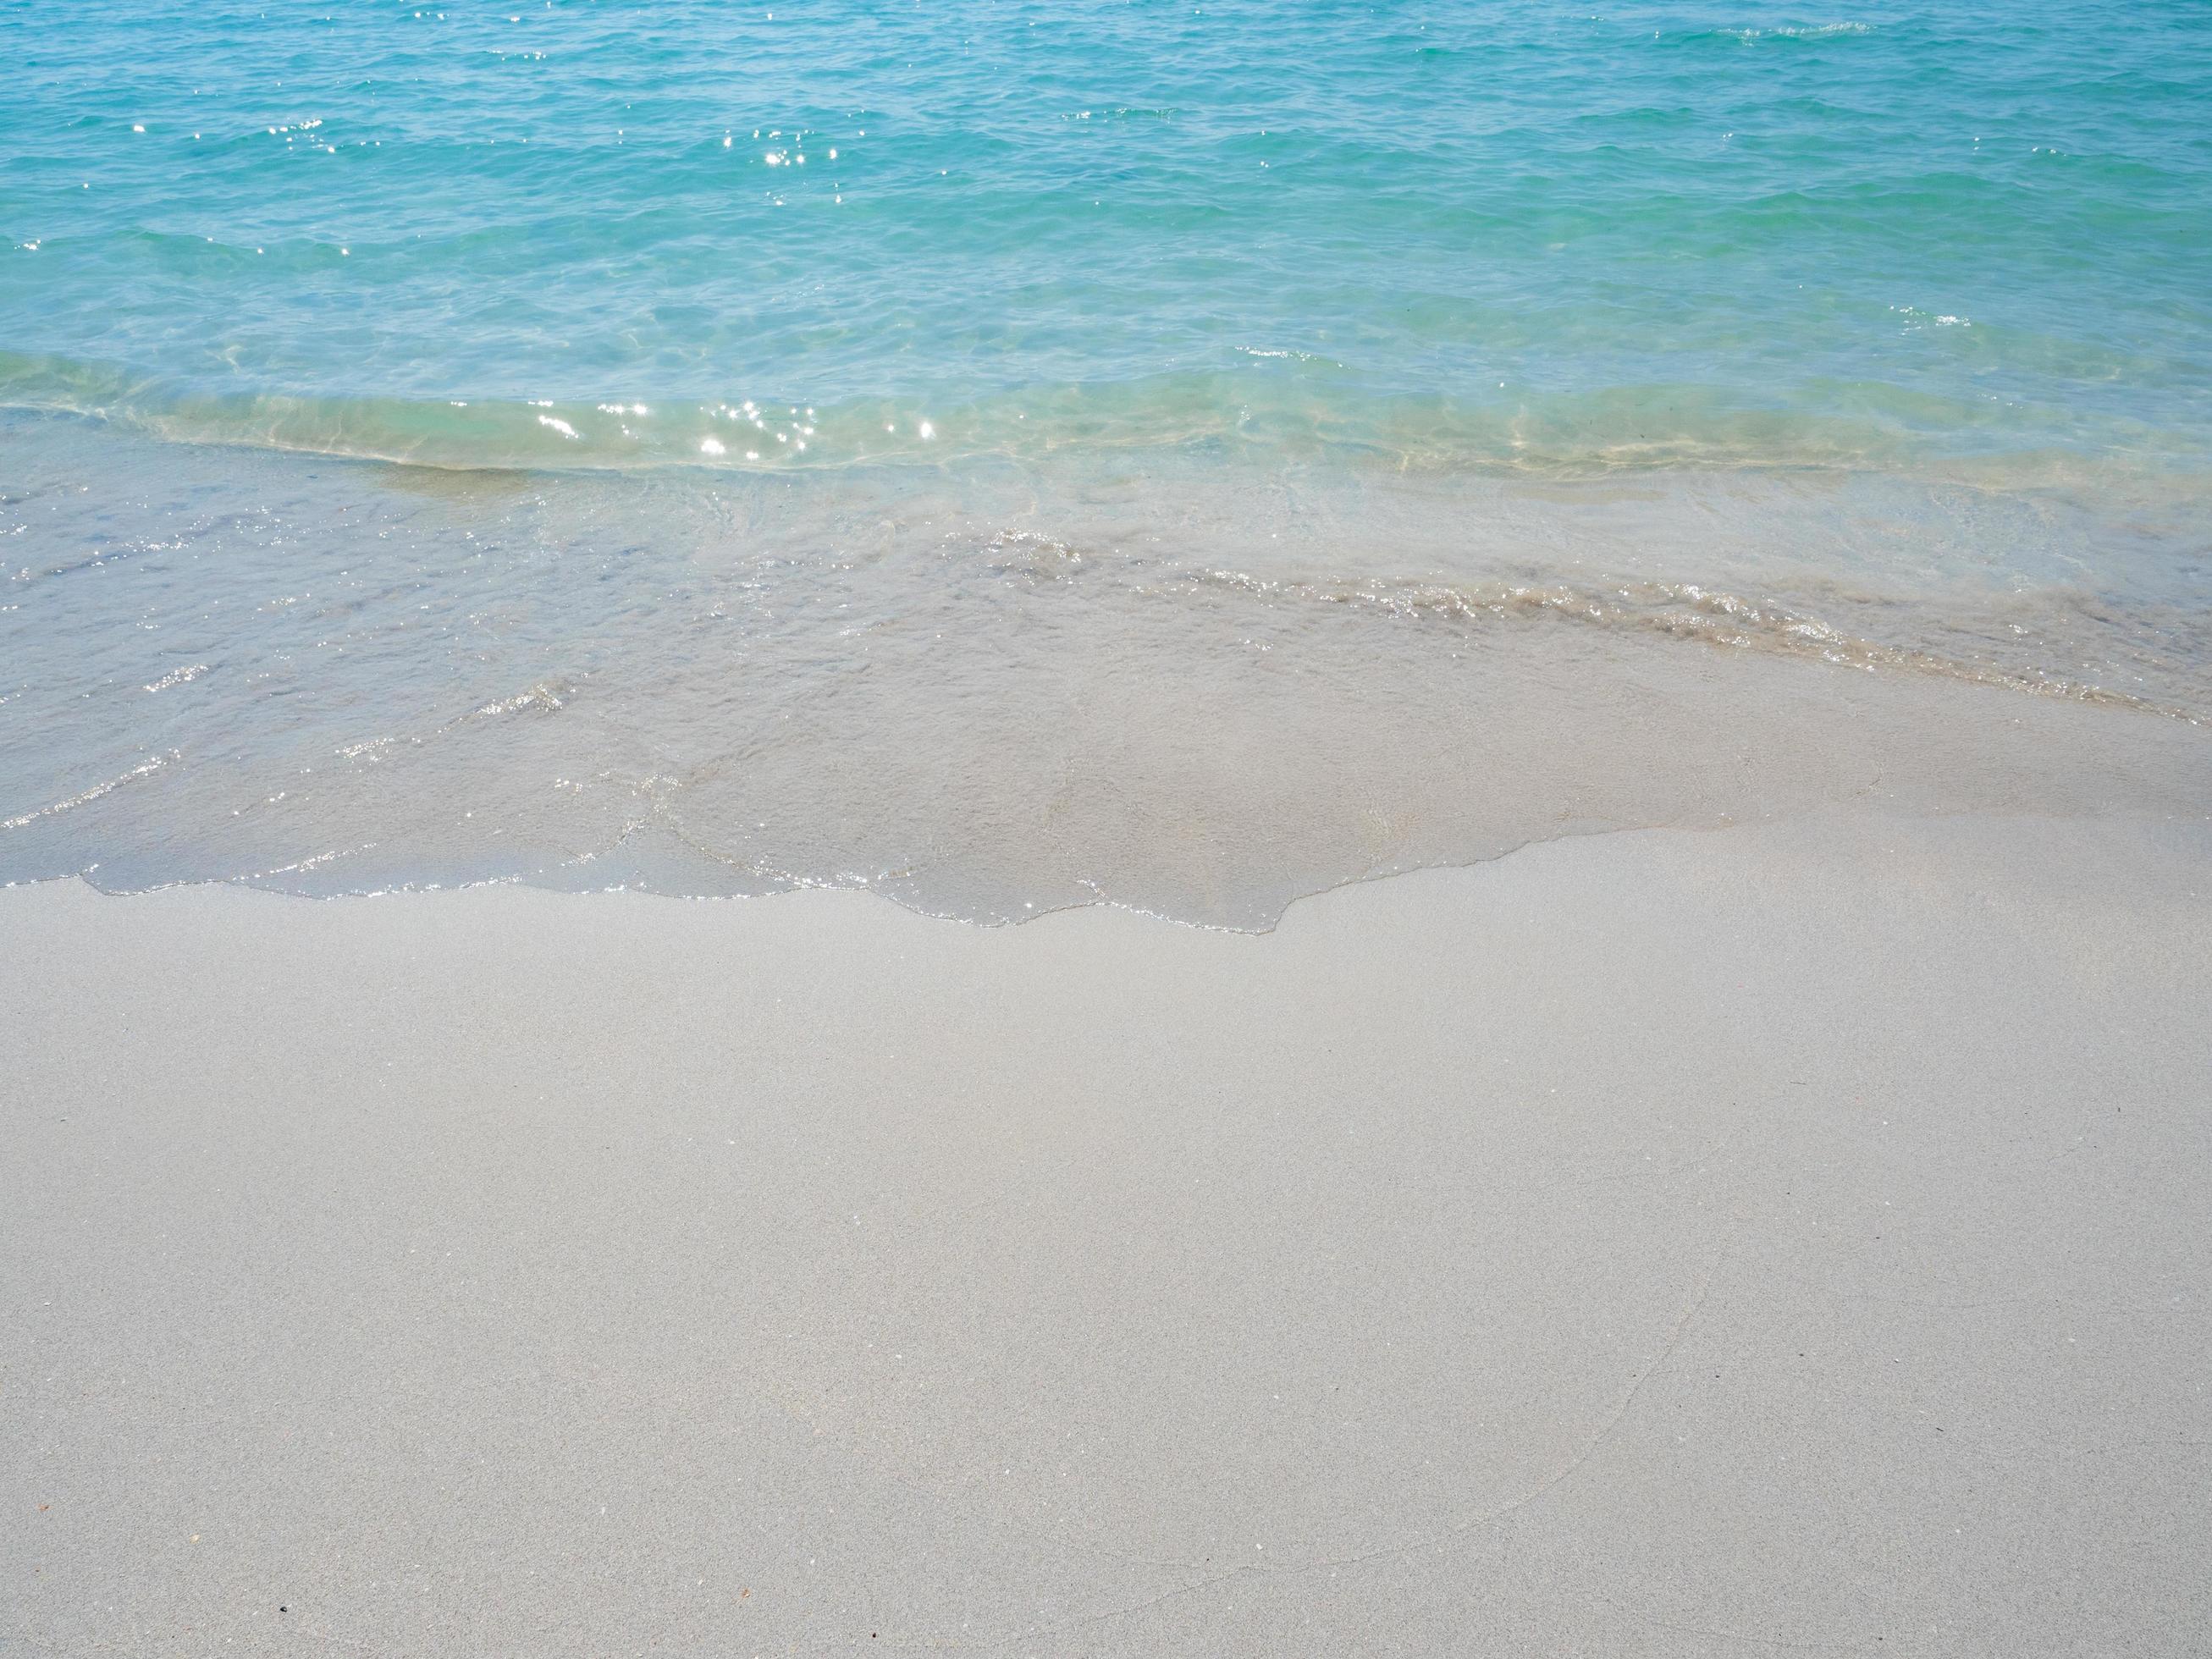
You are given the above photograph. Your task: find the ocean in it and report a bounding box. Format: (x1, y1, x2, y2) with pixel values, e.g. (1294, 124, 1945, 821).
(3, 0, 2209, 923)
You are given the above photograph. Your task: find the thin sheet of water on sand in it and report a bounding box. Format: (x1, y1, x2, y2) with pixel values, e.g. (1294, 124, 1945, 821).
(5, 416, 2208, 923)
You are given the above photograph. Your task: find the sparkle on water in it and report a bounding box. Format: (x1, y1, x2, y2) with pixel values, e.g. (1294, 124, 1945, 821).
(2, 1, 2209, 921)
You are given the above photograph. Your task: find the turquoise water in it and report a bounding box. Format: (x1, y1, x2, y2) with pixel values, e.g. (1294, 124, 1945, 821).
(4, 0, 2209, 475)
(3, 2, 2210, 921)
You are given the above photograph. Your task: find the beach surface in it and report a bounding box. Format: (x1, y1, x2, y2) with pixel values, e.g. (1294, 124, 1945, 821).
(3, 805, 2209, 1656)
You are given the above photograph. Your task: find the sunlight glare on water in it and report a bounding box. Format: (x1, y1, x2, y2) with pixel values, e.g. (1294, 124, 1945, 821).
(2, 1, 2209, 922)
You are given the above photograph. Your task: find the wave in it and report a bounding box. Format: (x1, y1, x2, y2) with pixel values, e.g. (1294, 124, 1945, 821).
(0, 751, 177, 832)
(1, 348, 2200, 491)
(1172, 570, 2204, 723)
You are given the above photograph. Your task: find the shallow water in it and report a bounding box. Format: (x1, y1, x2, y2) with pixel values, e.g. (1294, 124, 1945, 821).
(3, 416, 2206, 924)
(3, 2, 2209, 921)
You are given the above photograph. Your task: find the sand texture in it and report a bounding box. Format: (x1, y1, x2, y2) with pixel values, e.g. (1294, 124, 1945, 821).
(3, 809, 2209, 1655)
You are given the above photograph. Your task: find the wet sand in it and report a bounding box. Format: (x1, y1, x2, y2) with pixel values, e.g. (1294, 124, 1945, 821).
(3, 807, 2209, 1655)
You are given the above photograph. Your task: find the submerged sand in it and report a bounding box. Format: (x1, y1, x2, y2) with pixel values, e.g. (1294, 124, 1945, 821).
(3, 807, 2209, 1655)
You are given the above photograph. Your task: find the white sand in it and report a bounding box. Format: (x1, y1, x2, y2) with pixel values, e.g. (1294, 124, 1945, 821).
(3, 807, 2209, 1655)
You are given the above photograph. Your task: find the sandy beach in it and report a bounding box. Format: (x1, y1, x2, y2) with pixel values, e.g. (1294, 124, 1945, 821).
(4, 805, 2208, 1655)
(9, 3, 2212, 1652)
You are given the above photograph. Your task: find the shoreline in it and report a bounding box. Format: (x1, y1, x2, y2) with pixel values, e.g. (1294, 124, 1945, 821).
(6, 806, 2208, 1653)
(12, 6, 2212, 1651)
(7, 409, 2211, 923)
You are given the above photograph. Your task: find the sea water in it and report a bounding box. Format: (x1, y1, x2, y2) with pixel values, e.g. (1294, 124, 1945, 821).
(3, 1, 2209, 923)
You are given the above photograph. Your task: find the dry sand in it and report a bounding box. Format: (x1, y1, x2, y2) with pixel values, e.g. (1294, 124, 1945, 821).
(3, 807, 2209, 1655)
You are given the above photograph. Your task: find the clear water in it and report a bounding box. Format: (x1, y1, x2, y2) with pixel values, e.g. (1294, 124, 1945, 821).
(3, 1, 2209, 922)
(7, 0, 2212, 474)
